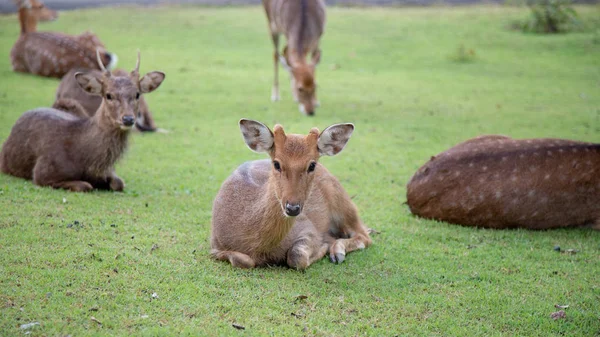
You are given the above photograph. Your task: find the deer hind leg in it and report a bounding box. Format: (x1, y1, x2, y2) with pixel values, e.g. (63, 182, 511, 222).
(32, 156, 93, 192)
(211, 249, 256, 269)
(270, 33, 280, 102)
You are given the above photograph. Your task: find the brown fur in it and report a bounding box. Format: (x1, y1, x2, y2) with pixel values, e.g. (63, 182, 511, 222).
(55, 69, 158, 132)
(211, 120, 372, 270)
(406, 135, 600, 229)
(13, 0, 57, 22)
(262, 0, 325, 115)
(10, 0, 115, 79)
(0, 53, 165, 192)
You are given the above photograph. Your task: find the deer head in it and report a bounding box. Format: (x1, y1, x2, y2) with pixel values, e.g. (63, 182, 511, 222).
(281, 47, 321, 116)
(74, 51, 165, 131)
(239, 119, 353, 217)
(16, 0, 58, 26)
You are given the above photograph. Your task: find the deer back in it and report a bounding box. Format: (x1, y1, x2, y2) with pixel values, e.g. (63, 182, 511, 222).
(263, 0, 325, 60)
(407, 135, 600, 229)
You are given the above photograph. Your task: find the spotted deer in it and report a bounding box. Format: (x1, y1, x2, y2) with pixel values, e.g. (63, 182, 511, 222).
(262, 0, 325, 116)
(211, 119, 372, 270)
(54, 68, 160, 132)
(0, 51, 165, 192)
(10, 0, 117, 78)
(406, 135, 600, 230)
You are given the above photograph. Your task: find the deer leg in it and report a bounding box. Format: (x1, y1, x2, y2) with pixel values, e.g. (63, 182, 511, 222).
(211, 249, 256, 269)
(271, 33, 280, 102)
(287, 239, 328, 271)
(32, 157, 93, 192)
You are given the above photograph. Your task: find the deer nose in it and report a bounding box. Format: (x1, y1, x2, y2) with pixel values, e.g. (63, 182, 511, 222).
(285, 203, 301, 217)
(122, 115, 135, 126)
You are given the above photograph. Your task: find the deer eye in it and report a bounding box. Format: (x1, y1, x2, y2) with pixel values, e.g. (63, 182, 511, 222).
(308, 162, 316, 173)
(106, 93, 113, 100)
(273, 161, 281, 172)
(135, 92, 140, 100)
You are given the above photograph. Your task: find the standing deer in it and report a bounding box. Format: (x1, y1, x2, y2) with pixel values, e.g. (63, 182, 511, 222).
(0, 51, 165, 192)
(406, 135, 600, 230)
(54, 68, 160, 132)
(211, 119, 372, 270)
(262, 0, 326, 116)
(10, 0, 117, 78)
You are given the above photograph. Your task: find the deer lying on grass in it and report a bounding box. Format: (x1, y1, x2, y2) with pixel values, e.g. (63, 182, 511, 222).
(406, 135, 600, 230)
(54, 68, 160, 132)
(262, 0, 326, 116)
(10, 0, 117, 78)
(211, 119, 372, 270)
(0, 51, 165, 192)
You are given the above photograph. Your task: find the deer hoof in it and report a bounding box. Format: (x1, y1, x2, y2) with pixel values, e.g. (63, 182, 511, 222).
(330, 252, 345, 264)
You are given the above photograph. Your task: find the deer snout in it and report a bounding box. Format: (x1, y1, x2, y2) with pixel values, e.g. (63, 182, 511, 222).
(122, 115, 135, 127)
(299, 104, 315, 116)
(285, 202, 302, 217)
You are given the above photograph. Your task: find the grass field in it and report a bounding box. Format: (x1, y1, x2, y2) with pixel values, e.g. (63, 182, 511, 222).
(1, 4, 599, 336)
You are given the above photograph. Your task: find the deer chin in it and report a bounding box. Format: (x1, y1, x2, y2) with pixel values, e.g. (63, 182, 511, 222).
(119, 124, 133, 131)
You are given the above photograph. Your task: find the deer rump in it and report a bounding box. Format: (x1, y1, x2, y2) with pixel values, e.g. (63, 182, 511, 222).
(406, 135, 600, 229)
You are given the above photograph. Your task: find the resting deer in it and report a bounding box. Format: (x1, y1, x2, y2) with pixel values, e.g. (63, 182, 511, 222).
(406, 135, 600, 230)
(262, 0, 326, 116)
(54, 68, 160, 132)
(0, 51, 165, 192)
(10, 0, 117, 78)
(211, 119, 372, 270)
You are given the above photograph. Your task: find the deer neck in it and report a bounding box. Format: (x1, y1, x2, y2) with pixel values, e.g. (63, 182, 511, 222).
(19, 8, 37, 34)
(80, 106, 130, 175)
(253, 175, 296, 252)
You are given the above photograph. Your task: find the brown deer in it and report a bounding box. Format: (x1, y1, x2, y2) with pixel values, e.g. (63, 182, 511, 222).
(262, 0, 325, 116)
(406, 135, 600, 230)
(0, 51, 165, 192)
(211, 119, 372, 270)
(10, 0, 117, 78)
(12, 0, 57, 22)
(54, 68, 161, 132)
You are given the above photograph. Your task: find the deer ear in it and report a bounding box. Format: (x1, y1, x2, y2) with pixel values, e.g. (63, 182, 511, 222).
(318, 123, 354, 156)
(75, 72, 103, 95)
(239, 119, 274, 153)
(139, 71, 165, 93)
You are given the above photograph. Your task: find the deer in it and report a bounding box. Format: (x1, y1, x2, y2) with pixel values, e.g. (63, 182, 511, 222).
(54, 68, 161, 132)
(262, 0, 326, 116)
(211, 119, 372, 270)
(10, 0, 117, 79)
(0, 51, 165, 192)
(12, 0, 57, 22)
(406, 135, 600, 230)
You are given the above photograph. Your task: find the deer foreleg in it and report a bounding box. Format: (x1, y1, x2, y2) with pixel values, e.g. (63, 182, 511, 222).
(329, 227, 372, 264)
(271, 33, 280, 102)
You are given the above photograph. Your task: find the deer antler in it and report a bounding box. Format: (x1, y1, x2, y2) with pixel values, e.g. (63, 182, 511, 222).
(130, 49, 141, 79)
(96, 49, 110, 76)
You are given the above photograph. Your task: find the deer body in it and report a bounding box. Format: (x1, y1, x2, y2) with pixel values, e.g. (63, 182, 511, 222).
(55, 69, 158, 132)
(0, 52, 165, 192)
(10, 0, 116, 78)
(262, 0, 325, 115)
(211, 120, 371, 270)
(406, 135, 600, 229)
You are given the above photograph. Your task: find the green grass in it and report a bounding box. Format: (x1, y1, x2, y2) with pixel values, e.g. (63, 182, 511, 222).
(1, 4, 600, 336)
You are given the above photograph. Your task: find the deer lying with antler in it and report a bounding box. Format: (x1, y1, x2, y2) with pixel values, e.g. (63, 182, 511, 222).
(262, 0, 325, 116)
(406, 135, 600, 230)
(10, 0, 117, 78)
(54, 68, 161, 132)
(211, 119, 372, 270)
(0, 51, 165, 192)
